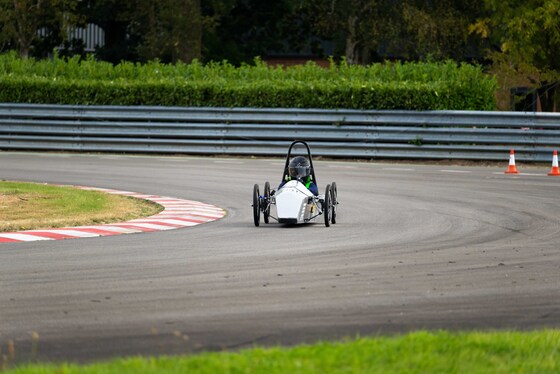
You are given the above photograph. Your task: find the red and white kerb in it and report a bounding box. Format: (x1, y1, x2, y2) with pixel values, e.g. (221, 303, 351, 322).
(0, 186, 226, 243)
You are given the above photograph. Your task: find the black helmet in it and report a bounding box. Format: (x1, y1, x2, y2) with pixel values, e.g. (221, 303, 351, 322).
(288, 156, 311, 180)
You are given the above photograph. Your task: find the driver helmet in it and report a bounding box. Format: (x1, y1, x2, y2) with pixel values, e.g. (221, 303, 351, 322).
(288, 156, 311, 180)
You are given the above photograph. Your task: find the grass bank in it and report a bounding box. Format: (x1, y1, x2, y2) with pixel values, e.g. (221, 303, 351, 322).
(0, 181, 162, 231)
(3, 330, 559, 373)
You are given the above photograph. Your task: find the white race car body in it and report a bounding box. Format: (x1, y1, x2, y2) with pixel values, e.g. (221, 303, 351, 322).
(271, 180, 322, 224)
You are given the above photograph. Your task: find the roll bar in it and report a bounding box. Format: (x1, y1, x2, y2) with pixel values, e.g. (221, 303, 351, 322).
(282, 140, 317, 186)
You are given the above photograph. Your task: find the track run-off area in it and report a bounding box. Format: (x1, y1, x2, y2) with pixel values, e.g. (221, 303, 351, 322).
(1, 152, 559, 363)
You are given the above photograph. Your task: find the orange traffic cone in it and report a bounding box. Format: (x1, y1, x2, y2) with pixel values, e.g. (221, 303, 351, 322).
(548, 150, 560, 176)
(504, 149, 519, 174)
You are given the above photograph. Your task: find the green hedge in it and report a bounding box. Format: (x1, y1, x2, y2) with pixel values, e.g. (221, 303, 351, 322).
(0, 53, 497, 110)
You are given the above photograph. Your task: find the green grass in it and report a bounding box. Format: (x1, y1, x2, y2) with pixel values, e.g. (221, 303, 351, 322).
(3, 330, 560, 373)
(0, 181, 162, 231)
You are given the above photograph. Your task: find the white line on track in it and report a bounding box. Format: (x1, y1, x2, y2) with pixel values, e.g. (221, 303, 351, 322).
(440, 170, 473, 174)
(327, 165, 358, 169)
(382, 167, 415, 171)
(492, 172, 547, 177)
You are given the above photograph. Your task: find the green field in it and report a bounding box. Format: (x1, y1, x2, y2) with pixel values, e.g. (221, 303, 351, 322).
(0, 181, 162, 232)
(3, 330, 559, 373)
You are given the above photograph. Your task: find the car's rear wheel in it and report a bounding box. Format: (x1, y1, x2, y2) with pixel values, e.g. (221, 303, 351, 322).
(331, 181, 337, 224)
(263, 181, 271, 224)
(253, 183, 260, 227)
(323, 184, 331, 227)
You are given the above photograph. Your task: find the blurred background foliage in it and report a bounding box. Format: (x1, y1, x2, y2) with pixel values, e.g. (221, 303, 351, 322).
(0, 0, 558, 110)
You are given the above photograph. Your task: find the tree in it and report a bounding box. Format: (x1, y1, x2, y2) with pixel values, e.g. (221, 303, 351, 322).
(398, 0, 484, 61)
(128, 0, 203, 63)
(304, 0, 483, 64)
(77, 0, 138, 63)
(306, 0, 398, 64)
(79, 0, 208, 64)
(0, 0, 79, 58)
(203, 0, 307, 65)
(470, 0, 560, 110)
(471, 0, 560, 73)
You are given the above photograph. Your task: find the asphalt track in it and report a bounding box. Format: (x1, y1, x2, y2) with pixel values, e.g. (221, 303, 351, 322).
(1, 152, 560, 363)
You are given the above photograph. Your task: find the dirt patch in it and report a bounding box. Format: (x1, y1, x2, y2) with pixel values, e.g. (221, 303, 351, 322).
(0, 194, 25, 206)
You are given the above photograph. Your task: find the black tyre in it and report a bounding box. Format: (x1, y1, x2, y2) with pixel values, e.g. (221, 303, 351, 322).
(253, 184, 260, 227)
(263, 181, 271, 224)
(323, 184, 331, 227)
(331, 181, 337, 224)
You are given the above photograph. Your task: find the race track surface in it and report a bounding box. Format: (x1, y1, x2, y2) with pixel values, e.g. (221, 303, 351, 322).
(1, 152, 559, 363)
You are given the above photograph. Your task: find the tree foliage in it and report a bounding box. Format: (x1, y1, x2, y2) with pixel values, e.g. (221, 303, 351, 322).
(203, 0, 306, 65)
(77, 0, 138, 63)
(0, 0, 79, 58)
(2, 0, 559, 72)
(471, 0, 560, 75)
(0, 0, 489, 64)
(306, 0, 396, 64)
(399, 0, 484, 61)
(303, 0, 485, 64)
(1, 0, 558, 111)
(78, 0, 204, 64)
(128, 0, 202, 63)
(470, 0, 560, 109)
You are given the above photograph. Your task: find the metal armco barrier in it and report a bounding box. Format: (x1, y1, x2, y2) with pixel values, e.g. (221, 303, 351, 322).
(1, 103, 560, 161)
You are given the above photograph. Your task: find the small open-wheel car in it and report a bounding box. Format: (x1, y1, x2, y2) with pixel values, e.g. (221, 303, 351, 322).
(252, 140, 338, 227)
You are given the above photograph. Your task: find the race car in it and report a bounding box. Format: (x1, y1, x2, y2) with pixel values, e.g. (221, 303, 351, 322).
(252, 140, 338, 227)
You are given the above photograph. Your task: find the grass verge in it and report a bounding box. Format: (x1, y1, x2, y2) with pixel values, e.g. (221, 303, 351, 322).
(2, 330, 559, 373)
(0, 181, 162, 232)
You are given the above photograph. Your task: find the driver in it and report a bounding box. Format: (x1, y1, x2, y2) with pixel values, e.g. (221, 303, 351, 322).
(279, 156, 318, 195)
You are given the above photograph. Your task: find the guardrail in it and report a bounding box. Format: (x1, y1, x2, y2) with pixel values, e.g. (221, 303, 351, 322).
(1, 103, 559, 161)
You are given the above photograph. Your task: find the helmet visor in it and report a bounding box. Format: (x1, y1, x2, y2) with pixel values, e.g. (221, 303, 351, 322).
(289, 165, 309, 179)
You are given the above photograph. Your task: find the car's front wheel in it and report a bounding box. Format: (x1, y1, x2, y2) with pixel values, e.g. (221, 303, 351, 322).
(252, 183, 260, 227)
